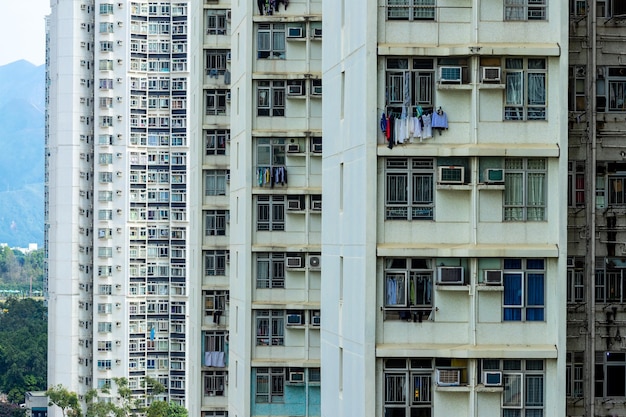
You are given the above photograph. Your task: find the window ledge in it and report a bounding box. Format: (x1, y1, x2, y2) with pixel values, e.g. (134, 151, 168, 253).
(286, 95, 306, 100)
(435, 385, 471, 392)
(475, 385, 504, 393)
(286, 151, 306, 157)
(436, 284, 470, 292)
(476, 285, 504, 292)
(286, 209, 306, 215)
(477, 83, 505, 90)
(477, 184, 505, 191)
(436, 183, 472, 191)
(437, 83, 472, 90)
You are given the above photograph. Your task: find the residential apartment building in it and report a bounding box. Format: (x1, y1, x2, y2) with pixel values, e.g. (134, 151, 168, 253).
(321, 1, 568, 417)
(567, 1, 626, 416)
(46, 0, 192, 410)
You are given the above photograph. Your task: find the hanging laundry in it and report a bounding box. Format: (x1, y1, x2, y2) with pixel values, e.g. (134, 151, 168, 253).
(380, 112, 387, 135)
(432, 107, 449, 136)
(421, 113, 433, 139)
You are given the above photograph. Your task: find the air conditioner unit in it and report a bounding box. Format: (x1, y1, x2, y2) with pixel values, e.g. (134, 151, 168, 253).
(226, 173, 230, 183)
(313, 28, 322, 37)
(117, 40, 123, 46)
(287, 27, 304, 38)
(226, 10, 231, 20)
(439, 66, 462, 83)
(287, 144, 300, 153)
(117, 171, 123, 177)
(226, 52, 231, 62)
(287, 313, 303, 326)
(287, 200, 302, 211)
(226, 91, 231, 102)
(116, 321, 122, 327)
(567, 257, 575, 268)
(286, 257, 303, 269)
(80, 4, 86, 10)
(437, 266, 464, 285)
(80, 42, 87, 48)
(81, 23, 87, 29)
(436, 369, 461, 386)
(116, 284, 122, 289)
(117, 2, 123, 7)
(484, 270, 503, 285)
(482, 67, 501, 82)
(309, 255, 321, 269)
(116, 359, 121, 365)
(117, 96, 123, 102)
(312, 85, 322, 95)
(483, 371, 503, 387)
(484, 168, 504, 184)
(311, 315, 321, 326)
(116, 265, 122, 271)
(312, 143, 322, 153)
(288, 371, 305, 383)
(287, 85, 303, 96)
(117, 21, 123, 27)
(438, 166, 465, 184)
(116, 340, 121, 346)
(311, 200, 322, 211)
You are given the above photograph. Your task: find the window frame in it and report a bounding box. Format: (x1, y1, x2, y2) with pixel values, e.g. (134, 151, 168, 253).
(257, 80, 286, 116)
(257, 23, 286, 59)
(504, 0, 547, 20)
(386, 0, 436, 21)
(204, 170, 228, 196)
(255, 311, 285, 346)
(205, 210, 228, 236)
(255, 367, 285, 403)
(502, 258, 545, 322)
(385, 157, 435, 221)
(504, 158, 547, 221)
(386, 58, 435, 115)
(383, 358, 433, 416)
(256, 195, 285, 231)
(504, 58, 547, 121)
(256, 252, 285, 289)
(204, 250, 228, 276)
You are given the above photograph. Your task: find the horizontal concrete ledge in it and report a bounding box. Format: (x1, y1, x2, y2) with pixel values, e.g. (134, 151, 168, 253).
(378, 143, 560, 157)
(252, 301, 320, 309)
(251, 358, 321, 367)
(378, 43, 561, 57)
(376, 343, 558, 358)
(377, 243, 559, 258)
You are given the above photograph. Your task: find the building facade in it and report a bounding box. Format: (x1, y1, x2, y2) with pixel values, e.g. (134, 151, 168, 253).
(320, 0, 568, 416)
(46, 0, 192, 410)
(566, 2, 626, 416)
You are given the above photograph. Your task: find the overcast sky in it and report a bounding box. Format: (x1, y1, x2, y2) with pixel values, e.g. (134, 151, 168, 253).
(0, 0, 51, 67)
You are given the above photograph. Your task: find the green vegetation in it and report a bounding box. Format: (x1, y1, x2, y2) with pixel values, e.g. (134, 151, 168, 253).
(0, 298, 47, 403)
(0, 248, 44, 296)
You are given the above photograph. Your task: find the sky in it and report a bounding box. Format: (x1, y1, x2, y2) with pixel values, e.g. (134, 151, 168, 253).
(0, 0, 51, 67)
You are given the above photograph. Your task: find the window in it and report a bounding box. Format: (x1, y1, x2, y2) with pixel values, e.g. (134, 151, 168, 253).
(257, 81, 285, 116)
(204, 371, 226, 396)
(205, 210, 228, 236)
(100, 116, 113, 127)
(386, 158, 434, 220)
(97, 379, 111, 389)
(204, 290, 228, 317)
(256, 138, 286, 169)
(383, 358, 432, 417)
(257, 23, 285, 59)
(504, 158, 546, 221)
(256, 252, 285, 288)
(383, 258, 433, 321)
(387, 0, 436, 20)
(99, 22, 114, 33)
(594, 351, 626, 397)
(97, 360, 112, 370)
(99, 60, 113, 71)
(256, 310, 284, 346)
(99, 3, 114, 14)
(206, 10, 228, 35)
(97, 322, 112, 332)
(567, 258, 585, 303)
(99, 79, 113, 89)
(569, 66, 586, 111)
(386, 58, 434, 114)
(204, 250, 228, 276)
(205, 49, 229, 74)
(595, 266, 626, 303)
(98, 210, 113, 220)
(205, 89, 229, 115)
(608, 173, 626, 205)
(505, 0, 547, 20)
(100, 41, 114, 52)
(204, 330, 228, 355)
(99, 172, 113, 183)
(255, 368, 285, 403)
(97, 341, 112, 352)
(205, 130, 228, 155)
(597, 67, 626, 112)
(503, 259, 545, 321)
(257, 195, 285, 231)
(566, 352, 584, 398)
(480, 359, 544, 415)
(504, 58, 547, 120)
(205, 170, 228, 196)
(568, 161, 585, 207)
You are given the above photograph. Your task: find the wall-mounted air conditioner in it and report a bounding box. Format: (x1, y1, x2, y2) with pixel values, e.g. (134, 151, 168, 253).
(436, 369, 461, 386)
(484, 168, 504, 184)
(438, 166, 465, 184)
(287, 85, 303, 96)
(287, 27, 303, 38)
(288, 371, 305, 383)
(311, 315, 321, 326)
(311, 200, 322, 211)
(481, 67, 501, 82)
(312, 28, 322, 37)
(287, 200, 302, 211)
(308, 255, 321, 270)
(484, 270, 503, 285)
(312, 85, 322, 95)
(287, 144, 300, 153)
(286, 256, 303, 269)
(286, 313, 303, 326)
(483, 371, 503, 387)
(439, 66, 462, 84)
(437, 266, 464, 285)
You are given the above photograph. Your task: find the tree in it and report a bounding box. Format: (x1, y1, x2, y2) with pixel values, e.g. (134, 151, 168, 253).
(46, 385, 81, 417)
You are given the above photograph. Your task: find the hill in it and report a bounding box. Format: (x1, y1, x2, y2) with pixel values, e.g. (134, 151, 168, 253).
(0, 60, 45, 247)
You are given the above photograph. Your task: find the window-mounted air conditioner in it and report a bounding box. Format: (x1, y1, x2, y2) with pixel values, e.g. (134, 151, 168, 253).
(226, 91, 231, 102)
(484, 168, 504, 184)
(312, 143, 322, 153)
(287, 200, 302, 211)
(287, 85, 303, 96)
(226, 252, 230, 263)
(226, 52, 231, 62)
(288, 371, 305, 383)
(483, 371, 503, 387)
(226, 173, 230, 183)
(311, 200, 322, 211)
(439, 66, 462, 84)
(482, 67, 501, 82)
(437, 266, 464, 285)
(81, 23, 87, 29)
(226, 10, 231, 20)
(80, 4, 87, 10)
(436, 369, 461, 386)
(312, 85, 322, 95)
(287, 143, 300, 153)
(309, 255, 321, 269)
(438, 166, 465, 184)
(567, 257, 575, 268)
(116, 340, 121, 346)
(80, 42, 87, 48)
(484, 270, 503, 285)
(312, 28, 322, 37)
(311, 315, 320, 326)
(286, 256, 303, 269)
(286, 313, 303, 326)
(287, 27, 304, 38)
